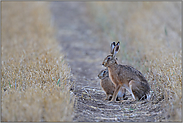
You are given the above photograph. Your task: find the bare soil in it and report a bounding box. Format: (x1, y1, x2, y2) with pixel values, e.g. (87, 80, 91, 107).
(50, 2, 166, 122)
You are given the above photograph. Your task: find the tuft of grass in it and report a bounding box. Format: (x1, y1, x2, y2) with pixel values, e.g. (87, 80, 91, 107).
(88, 2, 181, 121)
(2, 2, 74, 122)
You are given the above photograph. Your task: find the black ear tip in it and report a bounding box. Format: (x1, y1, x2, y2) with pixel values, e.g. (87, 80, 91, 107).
(112, 42, 115, 45)
(117, 42, 120, 45)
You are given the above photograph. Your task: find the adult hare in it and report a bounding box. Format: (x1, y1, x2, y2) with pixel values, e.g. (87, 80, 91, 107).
(102, 42, 150, 102)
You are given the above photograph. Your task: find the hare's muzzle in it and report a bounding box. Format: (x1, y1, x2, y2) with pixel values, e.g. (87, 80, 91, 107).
(102, 62, 106, 67)
(102, 61, 104, 66)
(98, 74, 100, 78)
(102, 61, 107, 67)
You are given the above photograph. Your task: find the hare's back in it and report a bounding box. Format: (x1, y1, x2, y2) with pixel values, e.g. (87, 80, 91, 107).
(118, 65, 147, 82)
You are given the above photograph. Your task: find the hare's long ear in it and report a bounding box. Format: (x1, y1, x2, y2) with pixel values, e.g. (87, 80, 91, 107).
(110, 42, 116, 54)
(113, 42, 120, 57)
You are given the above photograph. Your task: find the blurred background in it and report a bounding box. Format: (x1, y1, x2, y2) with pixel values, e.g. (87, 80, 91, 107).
(1, 1, 181, 122)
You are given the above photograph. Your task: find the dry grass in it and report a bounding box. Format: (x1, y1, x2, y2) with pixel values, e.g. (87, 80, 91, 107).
(1, 2, 74, 122)
(88, 2, 182, 121)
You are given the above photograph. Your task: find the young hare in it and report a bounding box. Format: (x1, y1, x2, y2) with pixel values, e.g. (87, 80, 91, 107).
(98, 68, 127, 101)
(102, 42, 150, 102)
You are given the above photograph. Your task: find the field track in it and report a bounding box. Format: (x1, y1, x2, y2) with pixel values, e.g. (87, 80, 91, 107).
(50, 2, 166, 122)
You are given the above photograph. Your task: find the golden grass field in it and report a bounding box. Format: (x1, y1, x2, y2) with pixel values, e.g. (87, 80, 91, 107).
(88, 2, 182, 121)
(1, 1, 182, 122)
(1, 2, 74, 121)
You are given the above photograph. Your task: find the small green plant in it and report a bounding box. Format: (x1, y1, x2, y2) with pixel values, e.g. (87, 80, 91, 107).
(9, 81, 11, 88)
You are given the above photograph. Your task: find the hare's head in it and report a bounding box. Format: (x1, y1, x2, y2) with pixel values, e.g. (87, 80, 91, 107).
(98, 69, 109, 79)
(102, 42, 120, 67)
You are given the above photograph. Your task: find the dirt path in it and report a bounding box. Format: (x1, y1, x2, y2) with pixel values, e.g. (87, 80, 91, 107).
(50, 2, 166, 122)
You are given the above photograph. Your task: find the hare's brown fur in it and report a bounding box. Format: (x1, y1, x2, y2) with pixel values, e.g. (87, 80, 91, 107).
(102, 42, 150, 102)
(98, 69, 126, 101)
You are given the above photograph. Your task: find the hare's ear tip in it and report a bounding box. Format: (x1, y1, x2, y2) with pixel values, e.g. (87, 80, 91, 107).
(110, 42, 116, 54)
(111, 42, 115, 45)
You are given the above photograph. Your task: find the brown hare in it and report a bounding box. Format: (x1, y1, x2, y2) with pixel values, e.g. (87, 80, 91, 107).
(102, 42, 150, 102)
(98, 68, 127, 101)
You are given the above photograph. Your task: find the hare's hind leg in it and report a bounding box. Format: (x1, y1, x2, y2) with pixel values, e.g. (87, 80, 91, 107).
(129, 80, 147, 101)
(129, 80, 139, 100)
(109, 84, 121, 102)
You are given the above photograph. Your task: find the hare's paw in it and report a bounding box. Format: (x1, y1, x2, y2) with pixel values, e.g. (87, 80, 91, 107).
(104, 97, 107, 100)
(108, 100, 116, 103)
(108, 97, 116, 103)
(123, 97, 128, 100)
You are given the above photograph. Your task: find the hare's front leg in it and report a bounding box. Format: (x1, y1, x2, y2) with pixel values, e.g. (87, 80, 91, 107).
(104, 93, 110, 100)
(109, 85, 121, 102)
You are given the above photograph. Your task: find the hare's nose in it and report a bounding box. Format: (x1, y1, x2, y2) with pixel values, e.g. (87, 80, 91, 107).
(102, 63, 104, 65)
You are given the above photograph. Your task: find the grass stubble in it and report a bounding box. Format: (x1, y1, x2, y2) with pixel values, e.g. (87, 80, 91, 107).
(1, 1, 182, 122)
(1, 2, 75, 122)
(88, 2, 182, 121)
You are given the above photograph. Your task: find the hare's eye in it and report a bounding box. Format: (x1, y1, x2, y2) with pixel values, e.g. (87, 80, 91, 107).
(108, 57, 110, 60)
(104, 71, 106, 74)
